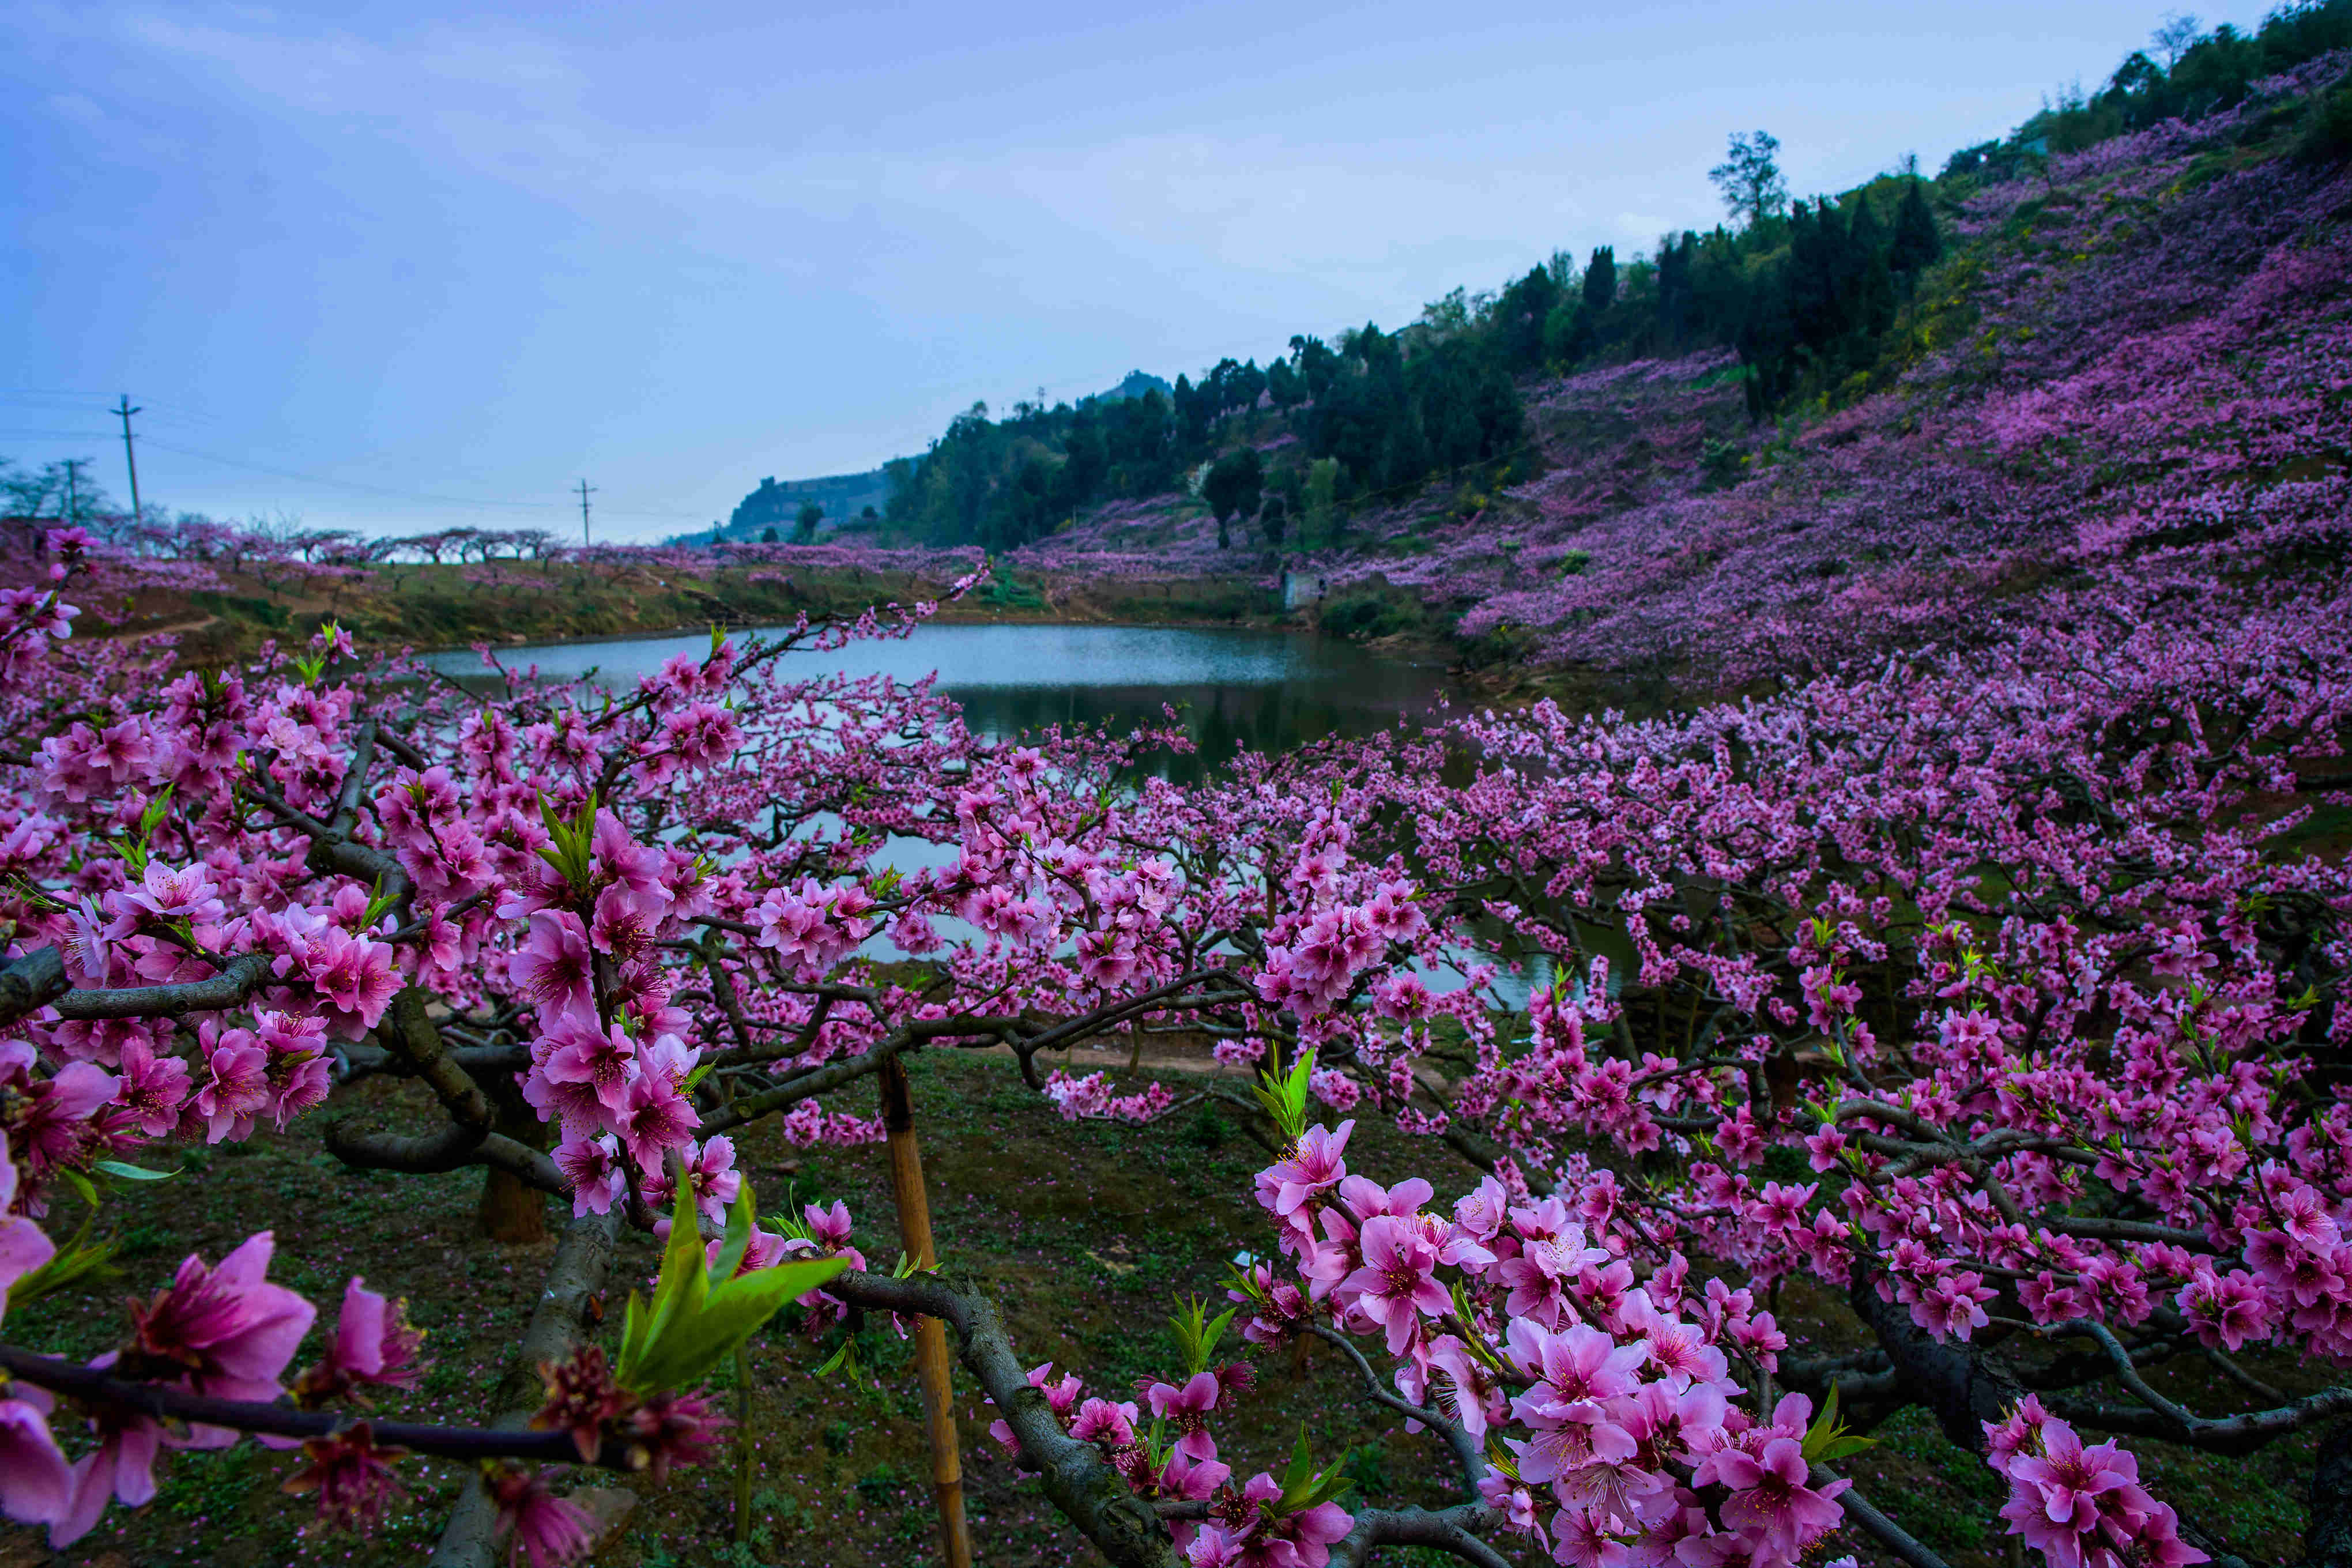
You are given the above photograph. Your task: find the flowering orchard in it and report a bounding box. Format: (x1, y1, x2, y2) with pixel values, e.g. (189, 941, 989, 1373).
(1390, 79, 2352, 685)
(0, 517, 2348, 1568)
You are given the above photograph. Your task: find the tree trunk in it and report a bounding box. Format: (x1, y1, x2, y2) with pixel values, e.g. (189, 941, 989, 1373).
(477, 1093, 549, 1243)
(2303, 1420, 2352, 1568)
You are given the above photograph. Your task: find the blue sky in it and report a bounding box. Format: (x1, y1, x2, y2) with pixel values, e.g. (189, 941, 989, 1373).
(0, 1, 2270, 539)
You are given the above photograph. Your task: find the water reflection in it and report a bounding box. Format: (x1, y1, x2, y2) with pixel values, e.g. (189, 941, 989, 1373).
(430, 623, 1453, 778)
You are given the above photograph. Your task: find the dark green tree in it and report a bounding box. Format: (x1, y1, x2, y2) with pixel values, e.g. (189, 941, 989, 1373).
(1259, 491, 1288, 546)
(1291, 336, 1341, 402)
(1203, 447, 1264, 549)
(1495, 265, 1560, 371)
(1173, 374, 1211, 451)
(1889, 179, 1943, 281)
(1267, 358, 1305, 409)
(792, 501, 824, 544)
(1582, 246, 1618, 312)
(1655, 232, 1696, 347)
(1844, 195, 1897, 343)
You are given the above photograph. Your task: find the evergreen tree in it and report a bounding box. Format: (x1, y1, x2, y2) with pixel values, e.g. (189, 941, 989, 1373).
(1542, 299, 1584, 366)
(1889, 178, 1943, 281)
(1203, 447, 1264, 542)
(1844, 195, 1897, 342)
(1173, 374, 1211, 451)
(1259, 491, 1287, 546)
(1378, 410, 1430, 491)
(793, 501, 823, 544)
(1058, 414, 1109, 508)
(1290, 336, 1341, 402)
(1655, 232, 1695, 348)
(1582, 246, 1618, 312)
(1469, 364, 1525, 460)
(1267, 359, 1305, 409)
(1302, 458, 1339, 548)
(1496, 265, 1559, 370)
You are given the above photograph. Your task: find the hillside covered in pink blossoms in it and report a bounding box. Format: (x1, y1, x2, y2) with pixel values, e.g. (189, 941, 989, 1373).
(1008, 50, 2352, 684)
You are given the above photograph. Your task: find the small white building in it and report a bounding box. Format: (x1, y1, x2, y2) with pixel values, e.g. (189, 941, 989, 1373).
(1281, 570, 1329, 611)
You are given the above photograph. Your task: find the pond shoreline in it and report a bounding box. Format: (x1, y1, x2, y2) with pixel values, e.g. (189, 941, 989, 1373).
(425, 621, 1466, 777)
(422, 612, 1467, 677)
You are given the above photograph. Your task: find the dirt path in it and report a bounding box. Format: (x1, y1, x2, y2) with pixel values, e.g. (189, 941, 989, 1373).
(97, 612, 219, 640)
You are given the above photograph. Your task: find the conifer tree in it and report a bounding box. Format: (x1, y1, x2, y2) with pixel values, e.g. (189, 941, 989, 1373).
(1582, 245, 1618, 312)
(1845, 195, 1897, 342)
(1890, 177, 1944, 281)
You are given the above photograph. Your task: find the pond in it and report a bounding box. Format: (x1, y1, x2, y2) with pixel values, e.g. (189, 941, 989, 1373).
(429, 623, 1454, 775)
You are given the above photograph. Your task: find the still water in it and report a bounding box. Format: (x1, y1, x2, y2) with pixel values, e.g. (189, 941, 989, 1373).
(431, 623, 1454, 774)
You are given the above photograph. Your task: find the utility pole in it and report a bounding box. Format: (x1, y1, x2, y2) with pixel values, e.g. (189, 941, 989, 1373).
(61, 458, 90, 526)
(111, 396, 142, 523)
(575, 478, 595, 550)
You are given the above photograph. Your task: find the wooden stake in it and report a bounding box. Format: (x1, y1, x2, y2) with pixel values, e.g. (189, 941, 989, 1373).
(877, 1054, 973, 1568)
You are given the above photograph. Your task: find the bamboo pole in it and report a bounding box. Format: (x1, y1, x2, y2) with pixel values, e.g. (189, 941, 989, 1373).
(877, 1054, 973, 1568)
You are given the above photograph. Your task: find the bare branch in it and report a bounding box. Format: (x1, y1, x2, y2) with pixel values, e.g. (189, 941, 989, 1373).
(50, 952, 272, 1022)
(1329, 1503, 1513, 1568)
(0, 944, 67, 1027)
(432, 1209, 623, 1567)
(828, 1269, 1179, 1566)
(1813, 1464, 1955, 1568)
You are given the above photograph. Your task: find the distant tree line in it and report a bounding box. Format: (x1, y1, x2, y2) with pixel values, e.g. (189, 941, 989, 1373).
(1946, 0, 2352, 178)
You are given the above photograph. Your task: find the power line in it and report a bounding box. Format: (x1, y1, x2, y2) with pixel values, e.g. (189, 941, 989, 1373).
(0, 427, 707, 523)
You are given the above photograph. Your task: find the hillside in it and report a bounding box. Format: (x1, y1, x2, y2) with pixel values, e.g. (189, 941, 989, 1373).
(696, 469, 898, 546)
(836, 4, 2352, 687)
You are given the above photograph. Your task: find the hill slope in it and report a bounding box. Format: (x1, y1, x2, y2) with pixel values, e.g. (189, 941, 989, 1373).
(1005, 41, 2352, 689)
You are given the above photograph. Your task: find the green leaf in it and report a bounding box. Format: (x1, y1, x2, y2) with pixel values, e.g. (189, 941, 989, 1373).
(626, 1256, 847, 1393)
(616, 1178, 711, 1390)
(360, 874, 402, 931)
(1271, 1423, 1353, 1515)
(5, 1214, 118, 1311)
(615, 1175, 847, 1394)
(707, 1181, 757, 1286)
(1800, 1383, 1875, 1465)
(1167, 1295, 1236, 1376)
(90, 1160, 179, 1183)
(138, 786, 176, 838)
(1280, 1425, 1314, 1496)
(1252, 1047, 1318, 1144)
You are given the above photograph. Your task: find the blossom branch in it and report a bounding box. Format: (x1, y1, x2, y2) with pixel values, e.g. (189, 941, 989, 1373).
(0, 1344, 626, 1470)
